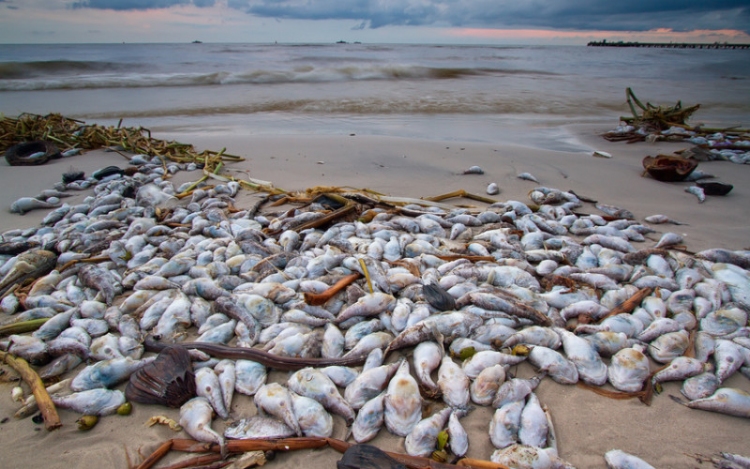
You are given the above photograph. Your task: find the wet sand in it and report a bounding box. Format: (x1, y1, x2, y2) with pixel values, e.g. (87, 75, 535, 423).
(1, 124, 748, 468)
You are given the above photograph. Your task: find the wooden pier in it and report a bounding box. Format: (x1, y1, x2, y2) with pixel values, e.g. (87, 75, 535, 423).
(587, 41, 750, 50)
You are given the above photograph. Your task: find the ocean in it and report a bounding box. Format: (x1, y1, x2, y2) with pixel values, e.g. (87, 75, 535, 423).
(1, 42, 749, 151)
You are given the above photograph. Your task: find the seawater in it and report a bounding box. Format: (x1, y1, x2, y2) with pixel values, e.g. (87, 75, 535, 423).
(1, 43, 749, 150)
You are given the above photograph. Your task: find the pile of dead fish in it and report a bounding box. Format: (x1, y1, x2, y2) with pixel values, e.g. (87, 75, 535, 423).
(1, 153, 750, 469)
(604, 123, 750, 164)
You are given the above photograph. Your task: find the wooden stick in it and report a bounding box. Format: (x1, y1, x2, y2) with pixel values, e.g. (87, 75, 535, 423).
(135, 440, 173, 469)
(0, 351, 62, 431)
(157, 453, 223, 469)
(456, 459, 511, 469)
(597, 287, 653, 321)
(304, 273, 360, 306)
(169, 437, 329, 454)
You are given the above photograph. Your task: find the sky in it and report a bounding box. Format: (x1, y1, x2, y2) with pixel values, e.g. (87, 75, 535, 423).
(0, 0, 749, 45)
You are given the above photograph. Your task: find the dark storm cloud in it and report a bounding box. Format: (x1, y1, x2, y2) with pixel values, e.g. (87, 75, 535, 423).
(71, 0, 215, 10)
(243, 0, 750, 33)
(68, 0, 750, 33)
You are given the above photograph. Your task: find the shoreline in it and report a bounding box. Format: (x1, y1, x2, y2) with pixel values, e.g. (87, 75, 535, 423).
(1, 123, 749, 469)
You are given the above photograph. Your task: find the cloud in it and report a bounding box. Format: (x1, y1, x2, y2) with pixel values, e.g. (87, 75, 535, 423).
(66, 0, 750, 34)
(243, 0, 750, 33)
(71, 0, 215, 10)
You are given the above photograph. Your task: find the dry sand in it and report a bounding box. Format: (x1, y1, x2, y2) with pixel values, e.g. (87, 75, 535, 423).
(0, 124, 748, 468)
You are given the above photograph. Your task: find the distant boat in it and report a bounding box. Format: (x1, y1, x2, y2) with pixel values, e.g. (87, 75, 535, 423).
(192, 40, 202, 44)
(336, 40, 347, 44)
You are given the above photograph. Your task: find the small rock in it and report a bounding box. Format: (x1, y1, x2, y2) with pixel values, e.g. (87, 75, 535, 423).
(486, 182, 500, 195)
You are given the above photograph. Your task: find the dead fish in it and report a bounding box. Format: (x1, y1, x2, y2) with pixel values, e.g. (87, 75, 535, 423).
(487, 183, 500, 195)
(224, 415, 295, 439)
(179, 397, 226, 456)
(489, 399, 524, 449)
(471, 364, 507, 406)
(234, 360, 266, 396)
(528, 346, 578, 385)
(352, 392, 386, 443)
(290, 392, 333, 438)
(607, 346, 650, 393)
(681, 371, 720, 401)
(10, 197, 61, 215)
(215, 360, 236, 416)
(605, 449, 656, 469)
(517, 172, 539, 183)
(287, 367, 355, 425)
(670, 387, 750, 418)
(491, 444, 573, 468)
(554, 327, 607, 386)
(685, 185, 706, 203)
(412, 341, 443, 393)
(404, 407, 452, 457)
(437, 356, 470, 409)
(384, 360, 422, 437)
(654, 232, 683, 249)
(0, 249, 57, 298)
(447, 409, 470, 457)
(70, 357, 148, 392)
(345, 360, 400, 410)
(644, 214, 687, 225)
(492, 375, 543, 409)
(464, 165, 484, 175)
(519, 392, 548, 448)
(52, 388, 126, 416)
(78, 263, 121, 305)
(596, 202, 634, 220)
(335, 292, 396, 324)
(648, 330, 690, 364)
(652, 357, 705, 385)
(254, 383, 302, 436)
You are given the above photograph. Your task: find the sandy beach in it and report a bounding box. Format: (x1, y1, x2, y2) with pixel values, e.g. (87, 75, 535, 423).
(1, 123, 749, 469)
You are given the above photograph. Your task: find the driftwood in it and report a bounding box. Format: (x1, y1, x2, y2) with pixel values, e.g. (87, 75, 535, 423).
(304, 273, 361, 306)
(0, 350, 62, 430)
(134, 437, 508, 469)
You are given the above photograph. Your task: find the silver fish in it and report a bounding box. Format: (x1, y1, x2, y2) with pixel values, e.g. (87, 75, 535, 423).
(10, 196, 61, 215)
(519, 392, 548, 448)
(681, 371, 720, 401)
(685, 185, 706, 203)
(345, 360, 400, 410)
(491, 444, 572, 468)
(195, 366, 229, 420)
(489, 400, 524, 449)
(70, 357, 148, 392)
(652, 357, 704, 385)
(179, 397, 226, 456)
(352, 392, 385, 443)
(492, 375, 542, 409)
(290, 392, 333, 438)
(438, 355, 471, 409)
(470, 364, 507, 406)
(234, 360, 266, 396)
(51, 388, 126, 416)
(404, 407, 452, 457)
(608, 346, 650, 392)
(412, 341, 443, 393)
(447, 409, 469, 457)
(604, 449, 656, 469)
(384, 360, 422, 437)
(254, 383, 302, 436)
(554, 327, 607, 386)
(671, 387, 750, 418)
(287, 367, 355, 425)
(224, 415, 295, 439)
(528, 346, 578, 385)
